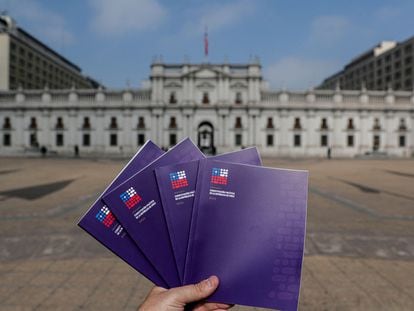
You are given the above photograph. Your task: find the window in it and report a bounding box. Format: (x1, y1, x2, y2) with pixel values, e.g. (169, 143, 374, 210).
(347, 135, 354, 147)
(30, 133, 38, 147)
(3, 133, 11, 146)
(202, 92, 210, 104)
(169, 133, 177, 146)
(373, 118, 381, 130)
(110, 133, 117, 146)
(110, 117, 118, 129)
(294, 134, 301, 147)
(235, 92, 242, 104)
(235, 117, 242, 128)
(138, 133, 145, 146)
(56, 117, 64, 129)
(321, 118, 328, 130)
(169, 92, 177, 104)
(394, 71, 401, 79)
(56, 133, 64, 146)
(138, 117, 145, 129)
(347, 118, 354, 130)
(3, 117, 11, 129)
(169, 117, 177, 128)
(399, 135, 406, 147)
(398, 118, 407, 131)
(405, 56, 412, 65)
(266, 117, 274, 129)
(235, 134, 242, 146)
(373, 135, 380, 151)
(321, 135, 328, 147)
(29, 117, 37, 129)
(83, 133, 90, 146)
(82, 117, 91, 129)
(266, 134, 274, 147)
(293, 118, 301, 130)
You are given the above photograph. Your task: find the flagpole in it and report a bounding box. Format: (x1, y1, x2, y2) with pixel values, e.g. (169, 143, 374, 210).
(204, 26, 208, 63)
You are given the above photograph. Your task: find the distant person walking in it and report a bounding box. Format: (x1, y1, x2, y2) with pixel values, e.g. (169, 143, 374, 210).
(74, 145, 79, 157)
(327, 147, 331, 159)
(40, 146, 47, 157)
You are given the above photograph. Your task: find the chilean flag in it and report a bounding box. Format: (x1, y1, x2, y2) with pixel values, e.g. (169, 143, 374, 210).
(170, 170, 189, 189)
(119, 187, 142, 209)
(95, 205, 115, 228)
(211, 168, 228, 185)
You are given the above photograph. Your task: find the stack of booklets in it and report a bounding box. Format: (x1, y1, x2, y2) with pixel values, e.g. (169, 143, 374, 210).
(78, 138, 308, 311)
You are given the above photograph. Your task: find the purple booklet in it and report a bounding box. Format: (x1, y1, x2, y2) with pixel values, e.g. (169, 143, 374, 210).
(78, 141, 167, 287)
(185, 159, 308, 311)
(155, 148, 263, 282)
(102, 138, 204, 288)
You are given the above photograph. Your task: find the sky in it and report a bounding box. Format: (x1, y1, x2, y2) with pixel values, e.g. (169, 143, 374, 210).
(1, 0, 414, 89)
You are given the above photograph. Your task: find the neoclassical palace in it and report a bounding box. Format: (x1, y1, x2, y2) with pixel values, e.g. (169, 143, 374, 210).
(0, 60, 413, 157)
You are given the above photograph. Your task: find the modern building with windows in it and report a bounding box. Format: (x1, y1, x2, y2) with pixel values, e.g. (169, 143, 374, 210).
(319, 36, 414, 91)
(0, 59, 413, 157)
(0, 15, 100, 90)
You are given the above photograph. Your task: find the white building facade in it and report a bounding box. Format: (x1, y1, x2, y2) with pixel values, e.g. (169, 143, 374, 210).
(0, 61, 413, 157)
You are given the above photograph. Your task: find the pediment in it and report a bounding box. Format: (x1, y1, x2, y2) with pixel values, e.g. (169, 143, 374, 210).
(196, 81, 215, 89)
(182, 66, 230, 79)
(195, 69, 217, 78)
(165, 81, 182, 88)
(230, 82, 248, 89)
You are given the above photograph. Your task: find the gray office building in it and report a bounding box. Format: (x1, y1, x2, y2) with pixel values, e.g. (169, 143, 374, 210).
(319, 37, 414, 91)
(0, 15, 101, 91)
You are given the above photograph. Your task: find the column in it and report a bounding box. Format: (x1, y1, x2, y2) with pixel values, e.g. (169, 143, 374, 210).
(248, 108, 260, 146)
(68, 109, 77, 153)
(306, 110, 316, 155)
(95, 109, 105, 153)
(279, 109, 289, 155)
(332, 111, 342, 155)
(359, 111, 369, 153)
(384, 112, 394, 154)
(122, 108, 133, 153)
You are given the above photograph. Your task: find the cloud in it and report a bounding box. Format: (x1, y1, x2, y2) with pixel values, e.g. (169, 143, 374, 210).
(182, 0, 255, 36)
(265, 57, 340, 90)
(89, 0, 166, 36)
(0, 0, 75, 45)
(308, 15, 351, 46)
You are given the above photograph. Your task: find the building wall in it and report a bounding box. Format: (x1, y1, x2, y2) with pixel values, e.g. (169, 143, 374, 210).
(0, 34, 10, 90)
(0, 88, 413, 158)
(0, 15, 100, 90)
(320, 38, 414, 91)
(7, 35, 95, 90)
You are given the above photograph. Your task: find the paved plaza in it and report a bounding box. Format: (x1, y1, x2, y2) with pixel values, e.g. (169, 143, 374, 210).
(0, 155, 413, 310)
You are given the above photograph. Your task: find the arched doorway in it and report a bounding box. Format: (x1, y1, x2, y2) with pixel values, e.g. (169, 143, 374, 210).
(198, 121, 216, 155)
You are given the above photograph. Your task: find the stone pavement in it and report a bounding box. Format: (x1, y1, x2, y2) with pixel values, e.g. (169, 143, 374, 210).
(0, 156, 413, 310)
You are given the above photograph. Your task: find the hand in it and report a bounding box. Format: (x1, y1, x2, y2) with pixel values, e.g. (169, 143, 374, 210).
(139, 275, 233, 311)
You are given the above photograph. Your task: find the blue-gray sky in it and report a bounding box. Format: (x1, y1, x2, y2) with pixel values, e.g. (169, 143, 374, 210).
(1, 0, 414, 89)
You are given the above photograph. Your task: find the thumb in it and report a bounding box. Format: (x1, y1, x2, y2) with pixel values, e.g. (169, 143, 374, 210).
(169, 275, 219, 305)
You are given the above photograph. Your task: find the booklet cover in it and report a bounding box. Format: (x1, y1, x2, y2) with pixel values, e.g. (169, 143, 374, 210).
(184, 159, 308, 311)
(155, 147, 263, 282)
(102, 138, 204, 288)
(78, 141, 167, 287)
